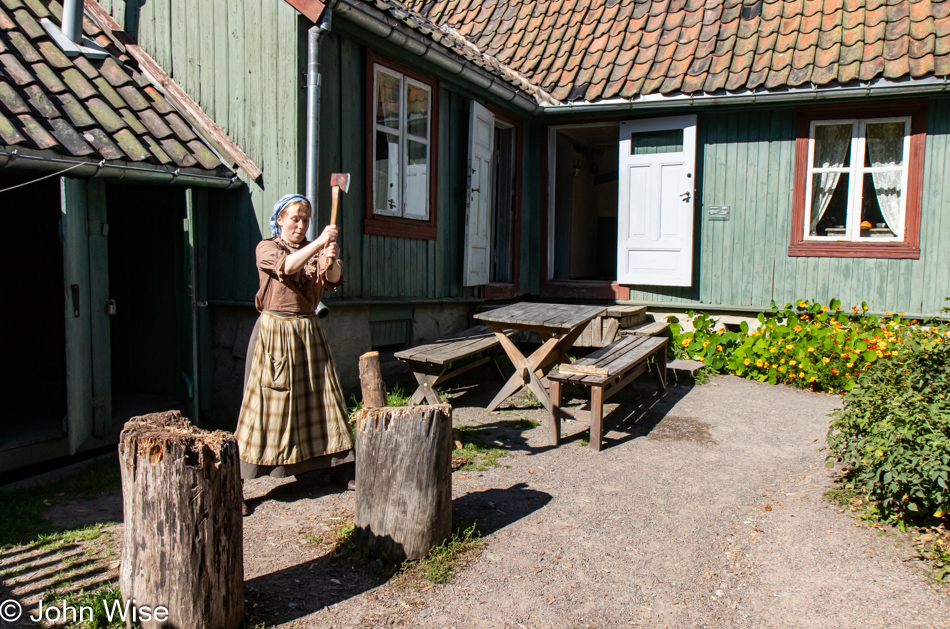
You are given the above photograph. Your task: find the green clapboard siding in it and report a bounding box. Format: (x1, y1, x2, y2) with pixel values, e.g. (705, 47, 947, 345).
(626, 96, 950, 317)
(97, 0, 303, 303)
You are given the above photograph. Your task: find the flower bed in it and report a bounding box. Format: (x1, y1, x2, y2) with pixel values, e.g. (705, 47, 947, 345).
(671, 299, 921, 394)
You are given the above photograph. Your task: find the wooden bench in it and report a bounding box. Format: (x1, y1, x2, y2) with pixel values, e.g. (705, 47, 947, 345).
(547, 335, 668, 451)
(395, 326, 507, 405)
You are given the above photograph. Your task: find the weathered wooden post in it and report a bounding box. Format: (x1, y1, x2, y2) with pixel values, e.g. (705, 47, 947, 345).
(354, 353, 452, 560)
(118, 411, 244, 629)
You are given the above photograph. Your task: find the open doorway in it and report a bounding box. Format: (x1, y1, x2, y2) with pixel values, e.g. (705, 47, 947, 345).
(551, 124, 619, 281)
(491, 122, 517, 284)
(107, 184, 191, 421)
(0, 175, 67, 455)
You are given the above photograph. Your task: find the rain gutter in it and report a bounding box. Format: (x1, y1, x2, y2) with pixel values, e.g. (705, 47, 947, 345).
(0, 147, 243, 188)
(332, 0, 539, 113)
(538, 76, 950, 114)
(305, 8, 333, 240)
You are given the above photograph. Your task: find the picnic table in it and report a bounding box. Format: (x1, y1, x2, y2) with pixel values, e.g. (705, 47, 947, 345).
(474, 302, 606, 413)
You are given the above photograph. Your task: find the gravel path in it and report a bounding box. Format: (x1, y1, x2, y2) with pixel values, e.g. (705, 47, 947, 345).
(240, 374, 950, 629)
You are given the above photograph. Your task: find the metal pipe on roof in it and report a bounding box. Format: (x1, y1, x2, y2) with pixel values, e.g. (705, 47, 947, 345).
(61, 0, 84, 44)
(0, 149, 243, 188)
(305, 8, 333, 242)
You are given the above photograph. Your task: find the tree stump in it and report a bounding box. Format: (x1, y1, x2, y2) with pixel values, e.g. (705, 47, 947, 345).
(118, 411, 243, 629)
(354, 404, 452, 560)
(358, 351, 387, 409)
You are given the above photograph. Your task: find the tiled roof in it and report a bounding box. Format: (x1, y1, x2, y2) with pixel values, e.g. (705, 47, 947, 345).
(357, 0, 560, 104)
(401, 0, 950, 103)
(0, 0, 228, 172)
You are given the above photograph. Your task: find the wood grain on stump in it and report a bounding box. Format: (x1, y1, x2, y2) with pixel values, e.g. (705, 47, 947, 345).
(354, 404, 452, 560)
(118, 411, 243, 629)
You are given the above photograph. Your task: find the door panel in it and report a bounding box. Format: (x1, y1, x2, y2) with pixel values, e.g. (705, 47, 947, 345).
(62, 178, 94, 455)
(617, 115, 696, 287)
(463, 101, 494, 287)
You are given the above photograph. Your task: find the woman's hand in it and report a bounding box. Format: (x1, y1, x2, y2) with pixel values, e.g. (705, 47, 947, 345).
(324, 242, 339, 259)
(315, 225, 338, 248)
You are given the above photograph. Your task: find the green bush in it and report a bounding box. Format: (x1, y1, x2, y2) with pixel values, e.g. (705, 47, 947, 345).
(826, 322, 950, 523)
(671, 299, 916, 393)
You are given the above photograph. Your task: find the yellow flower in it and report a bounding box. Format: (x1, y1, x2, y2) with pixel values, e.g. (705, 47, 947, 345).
(807, 347, 815, 352)
(744, 358, 751, 366)
(780, 358, 786, 364)
(822, 357, 830, 364)
(799, 371, 805, 378)
(892, 350, 899, 355)
(755, 359, 763, 367)
(822, 305, 828, 311)
(716, 345, 723, 351)
(779, 366, 786, 373)
(846, 362, 854, 368)
(809, 376, 816, 383)
(886, 311, 891, 315)
(703, 341, 710, 347)
(682, 339, 690, 346)
(790, 360, 797, 366)
(769, 347, 777, 353)
(899, 312, 905, 316)
(876, 350, 883, 358)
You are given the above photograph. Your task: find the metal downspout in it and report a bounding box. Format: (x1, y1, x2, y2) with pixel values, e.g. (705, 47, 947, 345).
(305, 8, 333, 241)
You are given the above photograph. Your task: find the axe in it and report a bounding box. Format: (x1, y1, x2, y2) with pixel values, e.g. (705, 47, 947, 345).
(327, 173, 350, 269)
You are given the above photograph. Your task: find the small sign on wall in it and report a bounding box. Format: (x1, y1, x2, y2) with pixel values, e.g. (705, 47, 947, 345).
(708, 205, 730, 220)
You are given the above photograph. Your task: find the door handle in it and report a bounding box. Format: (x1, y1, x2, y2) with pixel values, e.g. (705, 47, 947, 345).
(680, 191, 691, 203)
(70, 284, 80, 318)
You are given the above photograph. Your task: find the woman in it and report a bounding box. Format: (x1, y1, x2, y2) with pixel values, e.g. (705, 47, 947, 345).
(235, 194, 354, 511)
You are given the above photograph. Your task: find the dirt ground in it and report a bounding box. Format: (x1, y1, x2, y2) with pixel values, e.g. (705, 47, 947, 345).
(7, 372, 950, 628)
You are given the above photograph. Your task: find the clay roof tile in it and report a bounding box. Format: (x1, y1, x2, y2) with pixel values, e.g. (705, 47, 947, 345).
(908, 52, 935, 75)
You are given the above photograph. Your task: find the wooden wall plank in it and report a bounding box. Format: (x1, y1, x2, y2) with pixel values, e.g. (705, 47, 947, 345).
(340, 36, 364, 298)
(227, 0, 245, 150)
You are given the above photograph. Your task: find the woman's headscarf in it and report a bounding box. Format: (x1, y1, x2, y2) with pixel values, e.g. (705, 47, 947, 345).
(269, 194, 311, 238)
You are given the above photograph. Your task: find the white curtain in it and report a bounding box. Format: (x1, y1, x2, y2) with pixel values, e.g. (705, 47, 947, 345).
(866, 123, 904, 236)
(810, 125, 851, 234)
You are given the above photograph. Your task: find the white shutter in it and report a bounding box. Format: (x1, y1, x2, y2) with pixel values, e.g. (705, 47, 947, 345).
(463, 101, 494, 287)
(617, 115, 697, 287)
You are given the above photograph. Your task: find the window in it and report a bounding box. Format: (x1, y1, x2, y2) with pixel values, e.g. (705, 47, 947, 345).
(364, 55, 439, 240)
(789, 100, 926, 259)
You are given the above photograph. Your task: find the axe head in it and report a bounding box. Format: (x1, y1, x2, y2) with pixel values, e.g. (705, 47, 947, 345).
(330, 173, 350, 193)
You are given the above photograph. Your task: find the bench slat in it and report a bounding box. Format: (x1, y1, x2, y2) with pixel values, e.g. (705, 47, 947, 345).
(395, 326, 501, 365)
(579, 337, 667, 385)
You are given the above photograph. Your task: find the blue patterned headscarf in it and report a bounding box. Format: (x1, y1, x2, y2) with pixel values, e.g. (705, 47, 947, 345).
(269, 194, 311, 238)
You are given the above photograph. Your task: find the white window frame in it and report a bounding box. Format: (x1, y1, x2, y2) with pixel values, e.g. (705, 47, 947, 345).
(804, 116, 911, 242)
(372, 64, 431, 221)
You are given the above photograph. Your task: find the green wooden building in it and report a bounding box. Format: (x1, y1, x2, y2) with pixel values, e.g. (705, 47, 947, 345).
(90, 0, 950, 422)
(5, 0, 947, 472)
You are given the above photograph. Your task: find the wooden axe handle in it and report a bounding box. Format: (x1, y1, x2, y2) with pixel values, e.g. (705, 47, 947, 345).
(330, 186, 340, 226)
(327, 186, 340, 270)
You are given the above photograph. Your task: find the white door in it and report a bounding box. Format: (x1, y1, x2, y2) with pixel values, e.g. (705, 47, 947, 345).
(617, 115, 696, 286)
(463, 101, 494, 287)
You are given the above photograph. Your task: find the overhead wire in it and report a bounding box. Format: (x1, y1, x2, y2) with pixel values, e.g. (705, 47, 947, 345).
(0, 162, 86, 194)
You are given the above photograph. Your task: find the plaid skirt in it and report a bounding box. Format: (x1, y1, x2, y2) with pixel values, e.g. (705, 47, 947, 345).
(235, 311, 353, 468)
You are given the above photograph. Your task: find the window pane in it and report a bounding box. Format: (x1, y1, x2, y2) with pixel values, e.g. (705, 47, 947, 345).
(860, 172, 901, 237)
(375, 131, 400, 214)
(404, 140, 428, 219)
(865, 122, 905, 167)
(810, 172, 849, 237)
(406, 83, 429, 138)
(629, 129, 683, 154)
(375, 70, 400, 129)
(812, 124, 851, 168)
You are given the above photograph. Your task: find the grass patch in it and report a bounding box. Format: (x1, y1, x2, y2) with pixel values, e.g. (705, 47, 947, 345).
(452, 427, 507, 471)
(0, 457, 121, 547)
(347, 383, 450, 419)
(400, 522, 484, 585)
(499, 417, 539, 430)
(42, 584, 124, 629)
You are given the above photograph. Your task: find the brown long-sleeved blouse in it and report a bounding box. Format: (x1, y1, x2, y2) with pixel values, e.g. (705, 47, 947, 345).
(254, 237, 343, 314)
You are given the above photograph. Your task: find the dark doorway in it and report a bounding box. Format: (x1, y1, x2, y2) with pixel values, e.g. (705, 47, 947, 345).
(0, 175, 67, 452)
(490, 124, 516, 284)
(107, 184, 189, 420)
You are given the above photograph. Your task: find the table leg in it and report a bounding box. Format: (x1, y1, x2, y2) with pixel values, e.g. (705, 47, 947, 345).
(549, 378, 562, 446)
(590, 385, 604, 451)
(655, 343, 668, 393)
